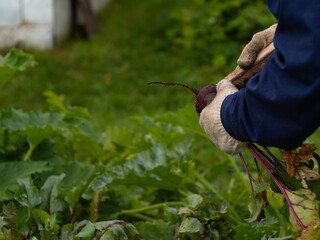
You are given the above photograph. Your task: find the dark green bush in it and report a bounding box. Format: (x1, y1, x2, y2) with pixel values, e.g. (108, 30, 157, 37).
(167, 0, 276, 72)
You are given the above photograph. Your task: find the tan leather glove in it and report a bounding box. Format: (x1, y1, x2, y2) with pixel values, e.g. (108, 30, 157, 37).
(237, 24, 277, 69)
(199, 80, 249, 155)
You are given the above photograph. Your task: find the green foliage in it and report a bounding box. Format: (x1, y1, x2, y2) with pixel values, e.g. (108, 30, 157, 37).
(39, 174, 65, 214)
(233, 220, 279, 240)
(167, 0, 276, 72)
(75, 221, 95, 238)
(0, 49, 35, 88)
(136, 220, 175, 240)
(0, 97, 290, 238)
(93, 145, 188, 192)
(0, 161, 50, 201)
(1, 202, 21, 239)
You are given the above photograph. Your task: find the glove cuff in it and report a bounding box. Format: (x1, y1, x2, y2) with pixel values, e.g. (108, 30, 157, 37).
(199, 80, 249, 155)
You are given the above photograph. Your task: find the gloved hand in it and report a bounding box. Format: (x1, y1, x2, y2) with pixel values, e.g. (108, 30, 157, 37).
(199, 79, 249, 155)
(237, 24, 277, 69)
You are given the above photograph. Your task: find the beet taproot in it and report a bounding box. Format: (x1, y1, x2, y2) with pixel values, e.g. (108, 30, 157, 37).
(147, 81, 217, 115)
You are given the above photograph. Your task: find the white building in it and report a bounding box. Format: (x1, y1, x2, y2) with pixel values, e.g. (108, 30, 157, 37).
(0, 0, 109, 50)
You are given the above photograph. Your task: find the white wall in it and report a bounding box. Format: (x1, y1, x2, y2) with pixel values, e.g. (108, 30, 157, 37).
(23, 0, 54, 25)
(0, 0, 21, 27)
(0, 0, 110, 50)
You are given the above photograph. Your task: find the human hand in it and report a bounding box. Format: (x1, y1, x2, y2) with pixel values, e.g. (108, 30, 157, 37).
(237, 24, 277, 69)
(199, 79, 249, 155)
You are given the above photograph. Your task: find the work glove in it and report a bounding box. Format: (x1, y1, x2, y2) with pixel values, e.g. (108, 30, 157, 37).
(237, 24, 277, 69)
(199, 79, 249, 155)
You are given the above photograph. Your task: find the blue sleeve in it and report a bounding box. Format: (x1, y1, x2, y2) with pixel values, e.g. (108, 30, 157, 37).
(220, 0, 320, 150)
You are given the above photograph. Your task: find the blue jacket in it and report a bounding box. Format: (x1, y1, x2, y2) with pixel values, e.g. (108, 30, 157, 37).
(221, 0, 320, 150)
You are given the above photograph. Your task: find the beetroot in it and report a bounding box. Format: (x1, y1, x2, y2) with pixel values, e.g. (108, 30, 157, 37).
(194, 84, 217, 115)
(148, 82, 217, 115)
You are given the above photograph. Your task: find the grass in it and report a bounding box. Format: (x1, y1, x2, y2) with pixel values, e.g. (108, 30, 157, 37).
(0, 0, 223, 129)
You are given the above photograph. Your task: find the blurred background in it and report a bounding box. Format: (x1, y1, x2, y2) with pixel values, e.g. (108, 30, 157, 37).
(0, 0, 276, 130)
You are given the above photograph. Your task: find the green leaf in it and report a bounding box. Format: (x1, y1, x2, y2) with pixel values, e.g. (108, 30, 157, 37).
(163, 206, 179, 224)
(93, 145, 184, 191)
(287, 189, 318, 228)
(46, 214, 57, 231)
(65, 183, 87, 209)
(136, 220, 175, 240)
(307, 180, 320, 200)
(65, 171, 99, 223)
(65, 166, 99, 206)
(75, 221, 95, 238)
(197, 197, 223, 221)
(2, 202, 21, 239)
(39, 231, 59, 240)
(15, 178, 41, 209)
(32, 138, 61, 162)
(39, 174, 65, 214)
(43, 91, 67, 113)
(178, 217, 202, 234)
(0, 49, 35, 70)
(65, 106, 91, 120)
(60, 223, 74, 239)
(0, 161, 51, 201)
(100, 230, 114, 240)
(234, 223, 278, 240)
(133, 116, 185, 146)
(105, 224, 127, 239)
(178, 207, 196, 217)
(186, 194, 203, 209)
(0, 49, 36, 88)
(270, 179, 282, 194)
(102, 126, 136, 150)
(246, 198, 264, 223)
(58, 162, 103, 191)
(0, 109, 67, 147)
(95, 221, 140, 240)
(155, 104, 209, 140)
(272, 168, 302, 191)
(252, 180, 268, 194)
(60, 221, 87, 239)
(31, 209, 60, 234)
(125, 223, 140, 236)
(89, 188, 105, 222)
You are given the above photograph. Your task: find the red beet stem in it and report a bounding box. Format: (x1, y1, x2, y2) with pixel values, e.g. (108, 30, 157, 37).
(148, 81, 199, 95)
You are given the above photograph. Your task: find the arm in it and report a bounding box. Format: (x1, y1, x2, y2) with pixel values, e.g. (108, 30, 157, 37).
(221, 0, 320, 150)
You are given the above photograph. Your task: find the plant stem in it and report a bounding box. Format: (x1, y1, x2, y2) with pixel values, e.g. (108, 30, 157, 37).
(23, 143, 35, 161)
(178, 189, 188, 197)
(173, 222, 179, 240)
(194, 182, 207, 193)
(127, 213, 155, 222)
(263, 147, 286, 170)
(239, 153, 257, 211)
(248, 145, 306, 229)
(120, 202, 184, 215)
(194, 170, 243, 224)
(226, 154, 251, 193)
